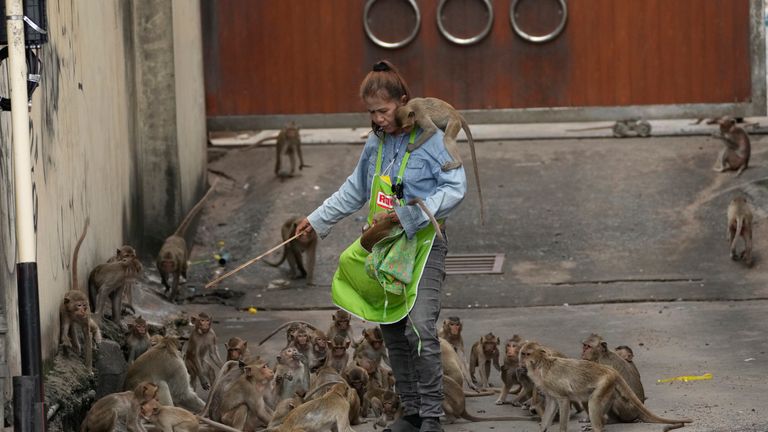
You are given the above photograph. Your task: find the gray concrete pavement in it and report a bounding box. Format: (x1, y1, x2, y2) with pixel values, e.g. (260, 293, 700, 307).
(134, 125, 768, 431)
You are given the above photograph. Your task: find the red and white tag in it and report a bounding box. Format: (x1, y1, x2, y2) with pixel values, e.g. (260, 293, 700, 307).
(376, 191, 394, 210)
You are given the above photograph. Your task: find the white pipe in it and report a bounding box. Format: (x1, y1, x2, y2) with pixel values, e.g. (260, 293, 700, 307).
(5, 0, 36, 262)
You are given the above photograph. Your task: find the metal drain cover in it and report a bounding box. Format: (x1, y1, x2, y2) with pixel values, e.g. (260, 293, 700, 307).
(445, 253, 505, 275)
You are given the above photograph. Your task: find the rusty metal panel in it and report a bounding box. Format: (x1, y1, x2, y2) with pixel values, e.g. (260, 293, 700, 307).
(203, 0, 764, 128)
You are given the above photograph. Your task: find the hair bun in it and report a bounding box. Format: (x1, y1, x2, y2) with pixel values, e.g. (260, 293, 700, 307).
(372, 61, 390, 72)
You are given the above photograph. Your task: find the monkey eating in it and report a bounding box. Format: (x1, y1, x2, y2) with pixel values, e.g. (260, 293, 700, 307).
(712, 116, 751, 176)
(60, 218, 102, 371)
(727, 195, 754, 266)
(263, 215, 318, 285)
(520, 342, 692, 432)
(156, 182, 217, 301)
(394, 96, 484, 223)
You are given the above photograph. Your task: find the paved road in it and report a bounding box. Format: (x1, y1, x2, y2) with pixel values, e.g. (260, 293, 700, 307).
(134, 125, 768, 431)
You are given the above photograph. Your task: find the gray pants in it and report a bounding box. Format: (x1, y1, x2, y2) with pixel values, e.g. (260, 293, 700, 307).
(380, 233, 448, 418)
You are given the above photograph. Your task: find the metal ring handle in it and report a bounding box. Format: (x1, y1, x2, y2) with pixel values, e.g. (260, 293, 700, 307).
(510, 0, 567, 43)
(364, 0, 421, 49)
(436, 0, 494, 46)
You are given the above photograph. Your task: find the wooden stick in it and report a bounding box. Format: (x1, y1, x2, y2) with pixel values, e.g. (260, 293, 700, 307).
(205, 231, 303, 288)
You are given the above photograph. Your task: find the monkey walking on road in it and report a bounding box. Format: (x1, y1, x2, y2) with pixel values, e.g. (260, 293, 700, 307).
(394, 96, 485, 223)
(727, 195, 753, 266)
(248, 121, 310, 178)
(156, 182, 218, 301)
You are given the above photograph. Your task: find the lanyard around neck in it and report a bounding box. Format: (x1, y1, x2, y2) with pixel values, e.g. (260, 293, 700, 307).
(375, 128, 418, 184)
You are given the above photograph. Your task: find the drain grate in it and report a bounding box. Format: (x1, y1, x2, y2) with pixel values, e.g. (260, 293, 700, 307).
(445, 253, 505, 275)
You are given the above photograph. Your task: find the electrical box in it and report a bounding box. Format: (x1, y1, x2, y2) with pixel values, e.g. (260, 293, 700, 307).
(0, 0, 48, 46)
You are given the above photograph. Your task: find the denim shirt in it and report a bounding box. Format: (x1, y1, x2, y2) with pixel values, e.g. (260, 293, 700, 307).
(308, 129, 466, 239)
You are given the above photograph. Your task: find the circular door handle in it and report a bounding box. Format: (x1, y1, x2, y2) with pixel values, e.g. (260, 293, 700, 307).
(437, 0, 494, 46)
(364, 0, 421, 49)
(510, 0, 568, 43)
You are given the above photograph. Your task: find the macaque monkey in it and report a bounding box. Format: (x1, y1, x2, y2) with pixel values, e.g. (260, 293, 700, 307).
(370, 390, 401, 428)
(60, 218, 101, 371)
(615, 345, 641, 378)
(225, 336, 252, 362)
(288, 325, 314, 361)
(496, 335, 524, 405)
(80, 381, 158, 432)
(125, 316, 150, 363)
(107, 245, 143, 313)
(520, 342, 692, 432)
(440, 338, 492, 397)
(157, 183, 217, 301)
(274, 346, 310, 401)
(327, 309, 355, 344)
(215, 360, 275, 429)
(124, 336, 206, 412)
(139, 398, 242, 432)
(342, 363, 369, 422)
(88, 257, 140, 323)
(712, 116, 751, 176)
(184, 312, 223, 391)
(360, 199, 443, 253)
(326, 334, 352, 372)
(394, 96, 484, 223)
(581, 333, 645, 422)
(442, 375, 533, 424)
(727, 195, 753, 266)
(309, 330, 329, 372)
(263, 215, 318, 284)
(469, 332, 501, 389)
(354, 327, 391, 386)
(272, 382, 355, 432)
(257, 320, 319, 347)
(438, 317, 476, 390)
(268, 393, 304, 429)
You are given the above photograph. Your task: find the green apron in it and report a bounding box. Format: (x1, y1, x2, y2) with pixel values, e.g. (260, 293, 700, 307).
(331, 130, 437, 324)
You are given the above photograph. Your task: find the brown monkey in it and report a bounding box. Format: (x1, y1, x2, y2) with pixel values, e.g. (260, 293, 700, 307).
(267, 393, 304, 429)
(215, 360, 275, 429)
(60, 218, 101, 371)
(442, 375, 533, 424)
(139, 398, 242, 432)
(614, 345, 641, 378)
(184, 312, 223, 391)
(309, 330, 329, 372)
(274, 346, 311, 401)
(342, 363, 369, 423)
(287, 324, 314, 361)
(712, 116, 751, 176)
(440, 337, 492, 397)
(394, 96, 484, 223)
(327, 309, 355, 344)
(124, 336, 206, 412)
(727, 195, 754, 266)
(225, 336, 252, 362)
(156, 182, 217, 301)
(325, 334, 352, 372)
(520, 343, 692, 432)
(257, 320, 319, 347)
(496, 335, 524, 405)
(107, 245, 143, 313)
(370, 389, 402, 428)
(263, 215, 318, 284)
(360, 198, 444, 252)
(438, 317, 476, 390)
(582, 333, 646, 421)
(354, 327, 391, 387)
(88, 257, 140, 323)
(80, 381, 158, 432)
(125, 315, 150, 363)
(469, 332, 501, 389)
(273, 382, 355, 432)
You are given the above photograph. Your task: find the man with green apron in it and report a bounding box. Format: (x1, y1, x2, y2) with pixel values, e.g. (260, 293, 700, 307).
(296, 60, 467, 432)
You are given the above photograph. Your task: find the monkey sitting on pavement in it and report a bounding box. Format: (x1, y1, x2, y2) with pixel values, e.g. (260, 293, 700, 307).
(184, 312, 223, 391)
(727, 195, 753, 266)
(125, 315, 150, 364)
(394, 96, 484, 223)
(263, 215, 318, 285)
(520, 341, 692, 432)
(139, 398, 243, 432)
(712, 116, 750, 176)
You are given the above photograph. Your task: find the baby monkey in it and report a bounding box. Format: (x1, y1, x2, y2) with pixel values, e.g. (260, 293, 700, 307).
(395, 96, 484, 223)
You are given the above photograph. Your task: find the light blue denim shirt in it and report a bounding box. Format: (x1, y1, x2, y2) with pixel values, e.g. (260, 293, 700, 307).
(308, 129, 466, 239)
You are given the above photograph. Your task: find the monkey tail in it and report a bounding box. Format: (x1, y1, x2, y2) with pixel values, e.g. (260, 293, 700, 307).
(258, 321, 319, 346)
(464, 389, 495, 397)
(302, 380, 346, 401)
(241, 134, 280, 151)
(615, 374, 692, 425)
(732, 217, 744, 252)
(261, 245, 287, 267)
(460, 118, 484, 225)
(173, 180, 220, 237)
(196, 415, 244, 432)
(72, 217, 90, 291)
(407, 198, 443, 242)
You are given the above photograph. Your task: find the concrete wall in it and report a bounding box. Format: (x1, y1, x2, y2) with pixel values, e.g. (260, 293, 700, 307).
(0, 0, 206, 405)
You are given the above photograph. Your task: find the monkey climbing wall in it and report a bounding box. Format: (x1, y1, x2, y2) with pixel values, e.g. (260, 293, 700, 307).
(202, 0, 765, 128)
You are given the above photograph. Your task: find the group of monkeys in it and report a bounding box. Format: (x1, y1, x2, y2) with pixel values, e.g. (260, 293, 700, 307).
(76, 310, 692, 431)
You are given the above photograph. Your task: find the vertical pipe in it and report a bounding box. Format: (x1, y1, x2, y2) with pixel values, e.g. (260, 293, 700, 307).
(5, 0, 45, 430)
